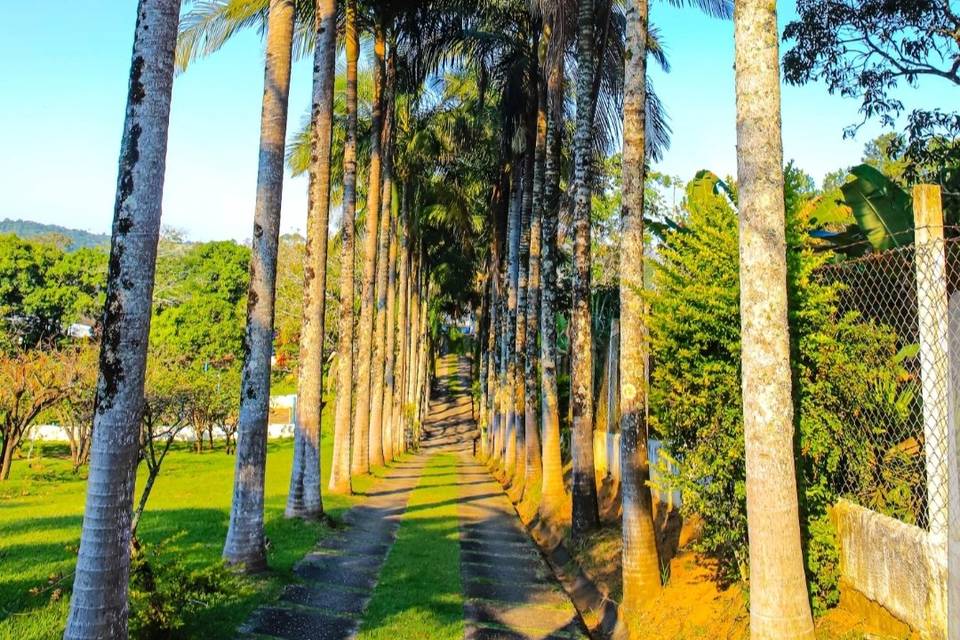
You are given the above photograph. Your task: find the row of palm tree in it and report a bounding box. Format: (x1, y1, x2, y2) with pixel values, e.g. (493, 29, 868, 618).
(470, 0, 817, 638)
(64, 0, 818, 638)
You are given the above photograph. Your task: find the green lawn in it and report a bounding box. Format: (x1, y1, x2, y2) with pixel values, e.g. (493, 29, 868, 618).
(0, 411, 373, 639)
(357, 454, 464, 640)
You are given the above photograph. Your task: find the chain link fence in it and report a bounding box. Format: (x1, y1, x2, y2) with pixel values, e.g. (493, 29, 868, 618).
(814, 229, 955, 536)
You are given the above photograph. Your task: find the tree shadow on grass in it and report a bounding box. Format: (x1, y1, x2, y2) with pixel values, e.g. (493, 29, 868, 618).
(0, 505, 345, 639)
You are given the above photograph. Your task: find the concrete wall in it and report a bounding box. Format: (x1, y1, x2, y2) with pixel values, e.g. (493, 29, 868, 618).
(834, 499, 947, 639)
(592, 432, 681, 508)
(25, 395, 298, 443)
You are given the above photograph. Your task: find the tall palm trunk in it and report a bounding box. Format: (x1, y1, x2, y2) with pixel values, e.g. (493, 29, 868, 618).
(571, 0, 600, 537)
(488, 272, 502, 461)
(502, 163, 522, 478)
(514, 144, 533, 490)
(478, 272, 491, 458)
(286, 0, 336, 520)
(734, 2, 816, 638)
(515, 130, 541, 492)
(381, 181, 399, 463)
(223, 0, 295, 570)
(369, 64, 395, 466)
(392, 194, 410, 455)
(540, 34, 566, 523)
(415, 275, 430, 433)
(352, 26, 386, 476)
(619, 0, 661, 627)
(525, 57, 547, 495)
(405, 248, 421, 446)
(329, 0, 360, 495)
(63, 2, 181, 636)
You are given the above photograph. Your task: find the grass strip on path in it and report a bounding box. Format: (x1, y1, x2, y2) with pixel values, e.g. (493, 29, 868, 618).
(356, 453, 465, 640)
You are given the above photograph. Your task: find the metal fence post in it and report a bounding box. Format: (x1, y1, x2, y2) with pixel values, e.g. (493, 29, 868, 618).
(914, 185, 950, 544)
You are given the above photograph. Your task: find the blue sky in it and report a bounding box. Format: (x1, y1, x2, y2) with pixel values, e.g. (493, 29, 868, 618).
(0, 3, 952, 242)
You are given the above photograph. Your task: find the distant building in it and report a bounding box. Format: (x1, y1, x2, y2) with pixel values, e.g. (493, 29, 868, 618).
(66, 323, 93, 339)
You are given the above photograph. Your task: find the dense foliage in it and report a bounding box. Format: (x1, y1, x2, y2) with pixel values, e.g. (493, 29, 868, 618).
(649, 169, 914, 612)
(0, 234, 106, 348)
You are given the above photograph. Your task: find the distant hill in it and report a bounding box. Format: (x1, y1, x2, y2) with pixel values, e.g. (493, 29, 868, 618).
(0, 219, 110, 250)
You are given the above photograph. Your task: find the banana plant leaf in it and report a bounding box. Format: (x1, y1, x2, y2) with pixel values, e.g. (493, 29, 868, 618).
(840, 164, 914, 250)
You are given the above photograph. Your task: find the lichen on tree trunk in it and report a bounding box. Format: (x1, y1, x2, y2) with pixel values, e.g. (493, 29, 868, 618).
(223, 0, 296, 571)
(64, 1, 182, 637)
(570, 0, 600, 538)
(286, 0, 336, 520)
(329, 0, 360, 496)
(618, 1, 663, 633)
(352, 25, 387, 477)
(734, 1, 816, 637)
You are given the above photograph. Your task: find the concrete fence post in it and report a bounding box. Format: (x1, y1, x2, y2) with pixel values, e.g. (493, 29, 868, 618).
(948, 288, 960, 640)
(914, 184, 949, 543)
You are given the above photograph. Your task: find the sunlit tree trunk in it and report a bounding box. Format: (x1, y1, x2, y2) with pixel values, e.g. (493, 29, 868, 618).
(381, 184, 399, 463)
(392, 192, 410, 455)
(734, 1, 816, 638)
(328, 0, 359, 495)
(63, 2, 181, 636)
(515, 143, 534, 490)
(619, 0, 661, 629)
(488, 271, 502, 461)
(416, 273, 430, 432)
(369, 50, 395, 468)
(353, 25, 386, 476)
(571, 0, 600, 537)
(503, 163, 522, 479)
(405, 248, 421, 448)
(540, 32, 566, 523)
(525, 54, 547, 496)
(223, 0, 296, 571)
(478, 271, 491, 459)
(286, 0, 336, 520)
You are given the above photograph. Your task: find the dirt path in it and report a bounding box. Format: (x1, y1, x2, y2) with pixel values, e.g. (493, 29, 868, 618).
(456, 455, 589, 640)
(240, 453, 428, 639)
(424, 356, 588, 639)
(240, 355, 587, 640)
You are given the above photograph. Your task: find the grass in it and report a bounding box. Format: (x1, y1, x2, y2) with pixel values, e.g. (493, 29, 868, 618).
(356, 454, 464, 640)
(0, 409, 364, 640)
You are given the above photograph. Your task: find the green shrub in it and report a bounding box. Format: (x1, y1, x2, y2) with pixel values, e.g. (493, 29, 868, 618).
(129, 541, 252, 638)
(649, 170, 911, 614)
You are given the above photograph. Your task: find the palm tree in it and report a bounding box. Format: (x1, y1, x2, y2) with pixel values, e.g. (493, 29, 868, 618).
(734, 1, 816, 637)
(618, 0, 661, 628)
(538, 12, 566, 525)
(502, 163, 522, 478)
(524, 34, 547, 497)
(380, 179, 400, 462)
(223, 0, 297, 571)
(570, 0, 600, 537)
(369, 47, 396, 466)
(353, 24, 387, 475)
(63, 1, 182, 636)
(391, 190, 410, 456)
(285, 0, 337, 520)
(329, 0, 360, 495)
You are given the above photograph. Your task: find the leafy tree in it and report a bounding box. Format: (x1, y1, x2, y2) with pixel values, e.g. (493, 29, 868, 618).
(0, 346, 82, 480)
(783, 0, 960, 179)
(150, 240, 249, 366)
(0, 235, 106, 347)
(55, 345, 100, 472)
(650, 170, 913, 614)
(133, 359, 192, 537)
